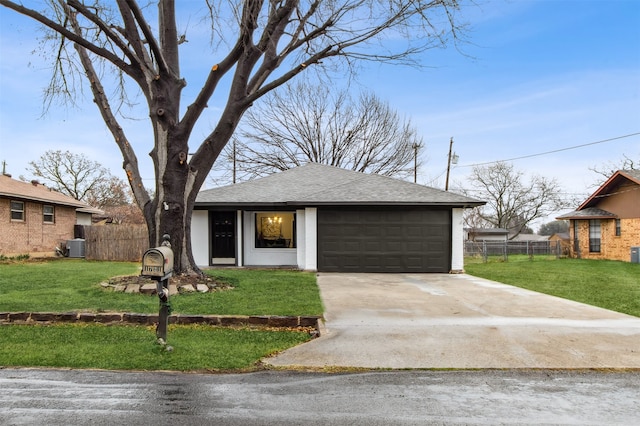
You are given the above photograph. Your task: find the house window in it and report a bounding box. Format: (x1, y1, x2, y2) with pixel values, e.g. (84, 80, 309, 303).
(255, 212, 296, 248)
(615, 219, 621, 236)
(589, 219, 601, 253)
(43, 205, 55, 223)
(573, 220, 579, 255)
(10, 201, 24, 221)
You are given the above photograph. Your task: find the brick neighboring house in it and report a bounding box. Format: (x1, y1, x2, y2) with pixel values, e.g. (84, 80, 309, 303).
(0, 173, 101, 257)
(557, 170, 640, 262)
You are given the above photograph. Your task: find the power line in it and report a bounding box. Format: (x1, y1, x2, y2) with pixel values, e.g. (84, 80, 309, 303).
(456, 132, 640, 169)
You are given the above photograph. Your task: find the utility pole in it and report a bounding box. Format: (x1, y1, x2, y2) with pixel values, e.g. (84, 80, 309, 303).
(232, 138, 237, 184)
(445, 137, 458, 191)
(412, 142, 422, 183)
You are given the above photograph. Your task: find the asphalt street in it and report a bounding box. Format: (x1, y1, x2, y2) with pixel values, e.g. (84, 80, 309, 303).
(1, 368, 639, 425)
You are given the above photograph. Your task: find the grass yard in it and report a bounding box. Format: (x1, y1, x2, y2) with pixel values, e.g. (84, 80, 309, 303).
(0, 323, 310, 371)
(0, 259, 323, 316)
(465, 257, 640, 317)
(0, 259, 322, 371)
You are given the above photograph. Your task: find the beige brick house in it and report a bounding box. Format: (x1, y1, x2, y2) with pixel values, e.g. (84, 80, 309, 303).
(0, 174, 101, 257)
(557, 170, 640, 262)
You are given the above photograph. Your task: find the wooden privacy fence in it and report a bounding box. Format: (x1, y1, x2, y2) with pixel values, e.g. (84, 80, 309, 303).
(83, 225, 148, 262)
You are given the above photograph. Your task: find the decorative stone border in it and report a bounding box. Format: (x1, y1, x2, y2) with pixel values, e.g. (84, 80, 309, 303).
(101, 281, 214, 295)
(0, 312, 322, 337)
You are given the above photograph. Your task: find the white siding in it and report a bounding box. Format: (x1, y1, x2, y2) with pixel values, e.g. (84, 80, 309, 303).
(191, 210, 209, 267)
(296, 209, 306, 269)
(75, 212, 93, 226)
(236, 210, 243, 267)
(243, 211, 297, 266)
(451, 208, 464, 272)
(303, 207, 317, 271)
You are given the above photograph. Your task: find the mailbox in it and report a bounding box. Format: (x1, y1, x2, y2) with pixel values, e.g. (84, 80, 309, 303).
(141, 246, 174, 280)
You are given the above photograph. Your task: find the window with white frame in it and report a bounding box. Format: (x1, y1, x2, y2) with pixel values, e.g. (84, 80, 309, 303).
(10, 201, 24, 221)
(43, 205, 55, 223)
(254, 212, 296, 248)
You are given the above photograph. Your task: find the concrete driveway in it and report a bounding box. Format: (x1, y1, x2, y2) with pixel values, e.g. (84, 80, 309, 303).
(266, 273, 640, 369)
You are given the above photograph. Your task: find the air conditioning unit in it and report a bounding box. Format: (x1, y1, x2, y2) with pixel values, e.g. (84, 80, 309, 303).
(67, 238, 86, 258)
(631, 247, 640, 264)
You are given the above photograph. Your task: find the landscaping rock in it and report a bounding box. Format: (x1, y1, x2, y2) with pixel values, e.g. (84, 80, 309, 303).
(125, 284, 140, 294)
(180, 284, 196, 293)
(140, 283, 157, 295)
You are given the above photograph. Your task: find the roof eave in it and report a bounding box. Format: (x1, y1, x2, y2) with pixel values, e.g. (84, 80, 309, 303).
(195, 200, 486, 208)
(1, 192, 89, 209)
(556, 214, 618, 220)
(578, 170, 638, 210)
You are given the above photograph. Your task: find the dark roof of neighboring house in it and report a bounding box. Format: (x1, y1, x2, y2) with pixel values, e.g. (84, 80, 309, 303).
(556, 169, 639, 220)
(556, 207, 618, 220)
(0, 174, 101, 213)
(578, 169, 640, 210)
(196, 163, 485, 208)
(510, 233, 549, 242)
(464, 228, 509, 234)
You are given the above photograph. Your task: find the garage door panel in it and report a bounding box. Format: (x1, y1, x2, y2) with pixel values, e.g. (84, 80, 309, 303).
(344, 241, 361, 251)
(318, 208, 451, 273)
(384, 241, 403, 251)
(405, 241, 423, 251)
(365, 225, 382, 237)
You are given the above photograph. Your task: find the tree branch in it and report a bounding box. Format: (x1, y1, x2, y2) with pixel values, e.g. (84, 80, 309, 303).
(0, 0, 133, 73)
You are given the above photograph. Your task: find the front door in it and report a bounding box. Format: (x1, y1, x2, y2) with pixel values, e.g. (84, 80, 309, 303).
(211, 211, 236, 264)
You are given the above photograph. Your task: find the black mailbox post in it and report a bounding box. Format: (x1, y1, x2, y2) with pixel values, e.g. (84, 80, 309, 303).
(141, 234, 174, 345)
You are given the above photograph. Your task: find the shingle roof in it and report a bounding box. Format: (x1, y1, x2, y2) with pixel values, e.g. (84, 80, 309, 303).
(464, 228, 509, 234)
(556, 207, 618, 220)
(577, 169, 640, 210)
(196, 163, 485, 207)
(620, 169, 640, 182)
(0, 174, 97, 211)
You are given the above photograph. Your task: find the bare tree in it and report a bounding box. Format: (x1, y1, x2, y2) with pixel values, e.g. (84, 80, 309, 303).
(589, 154, 639, 186)
(25, 150, 128, 208)
(84, 175, 133, 209)
(460, 162, 570, 239)
(1, 0, 467, 274)
(224, 81, 422, 181)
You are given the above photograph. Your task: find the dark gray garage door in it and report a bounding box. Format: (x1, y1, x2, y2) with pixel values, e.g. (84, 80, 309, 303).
(317, 208, 451, 273)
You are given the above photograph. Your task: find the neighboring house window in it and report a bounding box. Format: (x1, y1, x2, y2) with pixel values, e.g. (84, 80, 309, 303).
(589, 219, 601, 253)
(615, 219, 621, 236)
(43, 205, 55, 223)
(10, 201, 24, 221)
(255, 212, 296, 248)
(573, 220, 579, 255)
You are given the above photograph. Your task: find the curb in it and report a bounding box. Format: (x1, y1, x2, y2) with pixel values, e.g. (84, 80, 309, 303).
(0, 312, 323, 336)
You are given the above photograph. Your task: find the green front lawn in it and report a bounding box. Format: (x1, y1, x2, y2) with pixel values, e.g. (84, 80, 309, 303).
(465, 257, 640, 317)
(0, 259, 322, 371)
(0, 323, 310, 371)
(0, 259, 323, 316)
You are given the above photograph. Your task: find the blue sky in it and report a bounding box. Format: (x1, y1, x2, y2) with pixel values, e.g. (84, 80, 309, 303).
(1, 0, 639, 225)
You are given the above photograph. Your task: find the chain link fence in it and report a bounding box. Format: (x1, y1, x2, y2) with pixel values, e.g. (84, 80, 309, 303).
(464, 240, 565, 262)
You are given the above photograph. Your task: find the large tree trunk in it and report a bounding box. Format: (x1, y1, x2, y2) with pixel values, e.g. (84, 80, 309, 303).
(144, 183, 200, 277)
(145, 99, 203, 276)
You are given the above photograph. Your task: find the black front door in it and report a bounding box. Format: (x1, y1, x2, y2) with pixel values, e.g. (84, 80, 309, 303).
(211, 211, 236, 260)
